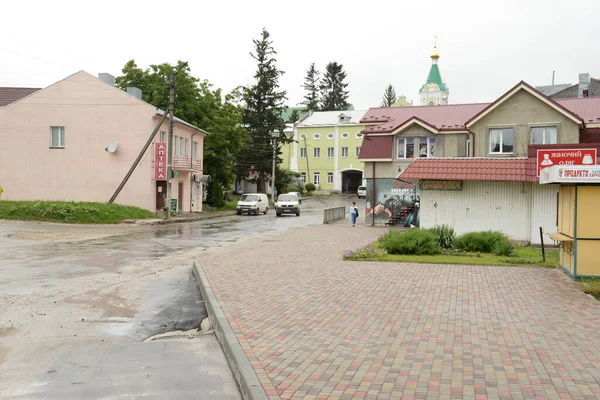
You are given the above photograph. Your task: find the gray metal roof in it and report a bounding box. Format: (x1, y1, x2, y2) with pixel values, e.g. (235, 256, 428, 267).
(535, 83, 573, 96)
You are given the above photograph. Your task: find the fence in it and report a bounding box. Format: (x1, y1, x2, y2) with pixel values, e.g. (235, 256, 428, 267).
(323, 207, 346, 224)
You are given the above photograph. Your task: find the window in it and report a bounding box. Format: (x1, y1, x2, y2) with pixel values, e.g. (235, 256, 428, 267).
(419, 137, 436, 158)
(355, 147, 361, 157)
(530, 126, 557, 144)
(356, 133, 363, 139)
(184, 138, 189, 157)
(396, 138, 415, 159)
(341, 147, 348, 158)
(313, 133, 321, 140)
(327, 147, 334, 158)
(313, 147, 320, 158)
(327, 133, 334, 139)
(327, 172, 333, 184)
(50, 126, 65, 148)
(465, 134, 471, 157)
(301, 172, 307, 183)
(192, 141, 199, 158)
(300, 148, 306, 158)
(489, 128, 514, 154)
(300, 134, 307, 140)
(313, 172, 320, 186)
(341, 133, 349, 139)
(160, 131, 166, 142)
(174, 136, 179, 155)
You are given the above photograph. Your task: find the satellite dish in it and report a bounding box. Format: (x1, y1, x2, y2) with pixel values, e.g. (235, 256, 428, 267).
(106, 139, 118, 153)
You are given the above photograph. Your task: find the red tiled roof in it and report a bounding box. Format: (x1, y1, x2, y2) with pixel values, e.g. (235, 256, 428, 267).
(399, 158, 538, 183)
(358, 136, 393, 160)
(361, 82, 600, 135)
(361, 103, 489, 133)
(555, 97, 600, 124)
(0, 87, 40, 106)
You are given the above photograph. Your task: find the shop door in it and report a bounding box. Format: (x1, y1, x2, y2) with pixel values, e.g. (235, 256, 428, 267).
(156, 181, 167, 210)
(178, 182, 184, 211)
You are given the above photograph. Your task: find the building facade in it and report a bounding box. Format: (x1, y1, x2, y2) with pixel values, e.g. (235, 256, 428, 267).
(359, 81, 600, 243)
(0, 71, 207, 213)
(281, 110, 367, 193)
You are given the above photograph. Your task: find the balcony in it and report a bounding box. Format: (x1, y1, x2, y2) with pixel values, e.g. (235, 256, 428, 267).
(173, 156, 202, 171)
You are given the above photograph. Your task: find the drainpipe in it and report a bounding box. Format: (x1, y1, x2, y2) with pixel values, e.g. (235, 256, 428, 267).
(190, 131, 198, 212)
(372, 162, 376, 226)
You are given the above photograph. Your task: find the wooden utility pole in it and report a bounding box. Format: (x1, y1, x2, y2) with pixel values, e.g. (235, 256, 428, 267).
(165, 72, 175, 219)
(109, 111, 169, 204)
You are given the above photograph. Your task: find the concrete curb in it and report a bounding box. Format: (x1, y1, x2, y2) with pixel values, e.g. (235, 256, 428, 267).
(192, 261, 268, 400)
(133, 211, 237, 225)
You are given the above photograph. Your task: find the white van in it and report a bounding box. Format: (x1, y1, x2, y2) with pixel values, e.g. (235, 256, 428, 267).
(236, 193, 269, 215)
(275, 193, 301, 217)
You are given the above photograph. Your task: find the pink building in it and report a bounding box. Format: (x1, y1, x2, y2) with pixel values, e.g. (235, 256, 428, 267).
(0, 71, 207, 213)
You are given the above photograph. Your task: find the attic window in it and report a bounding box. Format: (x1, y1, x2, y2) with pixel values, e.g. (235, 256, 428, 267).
(341, 133, 349, 139)
(583, 89, 589, 97)
(327, 133, 334, 139)
(313, 133, 321, 140)
(356, 133, 363, 139)
(300, 134, 307, 140)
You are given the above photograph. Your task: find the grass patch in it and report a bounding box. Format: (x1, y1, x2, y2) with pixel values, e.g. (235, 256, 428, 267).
(0, 200, 155, 224)
(347, 240, 558, 268)
(578, 279, 600, 300)
(204, 195, 240, 212)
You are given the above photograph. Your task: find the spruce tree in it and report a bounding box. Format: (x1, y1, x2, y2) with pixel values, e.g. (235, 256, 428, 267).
(319, 62, 350, 111)
(236, 28, 288, 192)
(381, 84, 397, 107)
(301, 63, 320, 111)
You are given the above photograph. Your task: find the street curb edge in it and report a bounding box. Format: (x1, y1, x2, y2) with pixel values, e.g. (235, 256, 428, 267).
(192, 261, 269, 400)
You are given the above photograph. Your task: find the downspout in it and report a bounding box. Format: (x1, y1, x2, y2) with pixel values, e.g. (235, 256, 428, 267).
(190, 131, 198, 212)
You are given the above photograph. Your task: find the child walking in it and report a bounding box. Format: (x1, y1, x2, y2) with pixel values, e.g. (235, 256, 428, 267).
(350, 202, 359, 227)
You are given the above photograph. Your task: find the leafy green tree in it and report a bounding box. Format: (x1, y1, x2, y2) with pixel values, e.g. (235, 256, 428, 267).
(275, 167, 301, 194)
(209, 180, 225, 208)
(237, 28, 288, 192)
(319, 62, 350, 111)
(115, 60, 248, 199)
(301, 63, 320, 111)
(381, 84, 397, 107)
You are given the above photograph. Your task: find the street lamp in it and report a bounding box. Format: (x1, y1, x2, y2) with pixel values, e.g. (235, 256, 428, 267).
(271, 132, 278, 207)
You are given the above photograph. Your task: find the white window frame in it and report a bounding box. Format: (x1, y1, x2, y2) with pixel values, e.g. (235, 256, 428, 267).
(313, 172, 320, 186)
(184, 138, 189, 157)
(327, 147, 334, 158)
(356, 132, 363, 139)
(327, 133, 334, 139)
(327, 172, 333, 184)
(489, 127, 515, 155)
(159, 131, 166, 142)
(530, 125, 558, 145)
(301, 172, 307, 183)
(300, 134, 307, 140)
(418, 137, 437, 158)
(174, 136, 179, 156)
(313, 147, 320, 158)
(313, 133, 321, 140)
(192, 141, 199, 158)
(341, 133, 349, 139)
(50, 126, 65, 148)
(341, 147, 348, 158)
(300, 148, 306, 158)
(355, 147, 361, 157)
(465, 134, 471, 157)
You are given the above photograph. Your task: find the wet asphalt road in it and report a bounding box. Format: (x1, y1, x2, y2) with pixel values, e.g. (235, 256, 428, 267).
(0, 195, 359, 399)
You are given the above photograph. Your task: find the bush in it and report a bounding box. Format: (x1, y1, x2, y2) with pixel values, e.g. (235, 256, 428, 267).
(209, 182, 225, 208)
(454, 230, 509, 253)
(427, 225, 457, 249)
(343, 243, 386, 260)
(379, 228, 441, 255)
(305, 182, 316, 192)
(492, 238, 516, 256)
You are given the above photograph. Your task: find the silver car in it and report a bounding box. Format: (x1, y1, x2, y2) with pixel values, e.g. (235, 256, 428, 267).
(357, 186, 366, 199)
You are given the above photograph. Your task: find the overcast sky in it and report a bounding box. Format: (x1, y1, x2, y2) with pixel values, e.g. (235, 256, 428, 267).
(1, 0, 599, 110)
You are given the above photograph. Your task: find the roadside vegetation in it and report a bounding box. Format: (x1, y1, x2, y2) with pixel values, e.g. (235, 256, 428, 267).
(0, 200, 155, 224)
(204, 194, 240, 212)
(578, 279, 600, 300)
(344, 226, 558, 268)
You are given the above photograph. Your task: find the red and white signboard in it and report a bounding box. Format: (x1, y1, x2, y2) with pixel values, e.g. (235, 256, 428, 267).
(155, 142, 167, 181)
(537, 148, 597, 177)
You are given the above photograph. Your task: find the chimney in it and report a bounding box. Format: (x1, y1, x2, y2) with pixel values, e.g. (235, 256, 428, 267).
(578, 73, 590, 98)
(127, 87, 142, 100)
(98, 73, 115, 87)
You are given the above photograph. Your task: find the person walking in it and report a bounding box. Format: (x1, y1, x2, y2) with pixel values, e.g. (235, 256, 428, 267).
(350, 202, 359, 227)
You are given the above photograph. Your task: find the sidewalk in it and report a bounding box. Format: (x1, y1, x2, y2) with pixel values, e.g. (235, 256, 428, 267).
(129, 210, 236, 225)
(199, 224, 600, 400)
